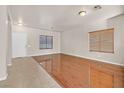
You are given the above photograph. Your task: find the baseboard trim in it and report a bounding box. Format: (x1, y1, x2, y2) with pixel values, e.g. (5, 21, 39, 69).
(61, 53, 124, 67)
(12, 52, 61, 58)
(0, 74, 8, 81)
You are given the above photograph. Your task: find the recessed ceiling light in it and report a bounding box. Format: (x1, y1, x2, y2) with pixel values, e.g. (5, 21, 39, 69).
(78, 11, 86, 16)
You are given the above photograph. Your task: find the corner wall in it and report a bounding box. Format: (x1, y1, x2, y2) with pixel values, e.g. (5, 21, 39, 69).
(12, 25, 61, 58)
(61, 15, 124, 66)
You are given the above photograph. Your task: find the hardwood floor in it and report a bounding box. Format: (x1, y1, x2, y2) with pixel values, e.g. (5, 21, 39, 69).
(33, 53, 124, 88)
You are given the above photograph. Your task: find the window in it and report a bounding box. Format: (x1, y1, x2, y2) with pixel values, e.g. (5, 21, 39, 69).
(89, 28, 114, 53)
(39, 35, 53, 49)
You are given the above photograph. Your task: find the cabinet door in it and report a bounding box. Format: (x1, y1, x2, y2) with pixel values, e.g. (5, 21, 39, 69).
(90, 68, 114, 88)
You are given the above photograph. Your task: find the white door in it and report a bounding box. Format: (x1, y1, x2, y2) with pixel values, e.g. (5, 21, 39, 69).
(12, 32, 27, 58)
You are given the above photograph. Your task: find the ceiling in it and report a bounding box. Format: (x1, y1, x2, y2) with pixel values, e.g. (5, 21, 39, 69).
(9, 5, 124, 32)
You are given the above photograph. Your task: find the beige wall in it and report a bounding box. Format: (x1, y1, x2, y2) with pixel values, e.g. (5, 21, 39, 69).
(0, 6, 8, 80)
(61, 15, 124, 66)
(12, 25, 61, 58)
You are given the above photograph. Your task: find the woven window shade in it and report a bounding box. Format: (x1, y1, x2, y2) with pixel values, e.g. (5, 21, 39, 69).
(89, 28, 114, 53)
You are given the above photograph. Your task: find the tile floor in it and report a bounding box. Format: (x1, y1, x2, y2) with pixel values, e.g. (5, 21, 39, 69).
(0, 57, 61, 88)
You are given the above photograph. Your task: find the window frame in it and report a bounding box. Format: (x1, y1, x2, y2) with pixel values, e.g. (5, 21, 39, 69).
(89, 28, 114, 53)
(39, 35, 53, 49)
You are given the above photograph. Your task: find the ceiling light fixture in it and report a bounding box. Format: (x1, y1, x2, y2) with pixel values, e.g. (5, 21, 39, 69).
(78, 10, 86, 16)
(94, 5, 102, 9)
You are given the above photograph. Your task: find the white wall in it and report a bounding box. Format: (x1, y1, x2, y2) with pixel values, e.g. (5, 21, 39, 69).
(12, 32, 27, 57)
(12, 25, 61, 58)
(12, 14, 124, 66)
(0, 6, 8, 80)
(61, 15, 124, 66)
(6, 15, 12, 66)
